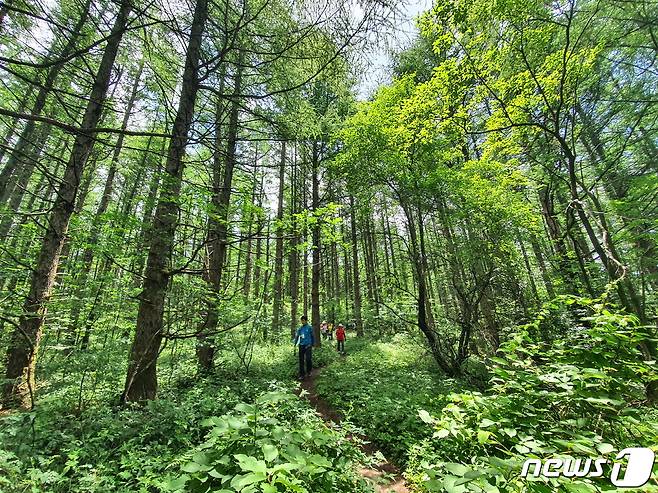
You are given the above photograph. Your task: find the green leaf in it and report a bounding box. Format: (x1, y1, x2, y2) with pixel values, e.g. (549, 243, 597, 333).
(444, 463, 469, 477)
(163, 474, 189, 490)
(235, 455, 267, 475)
(419, 409, 434, 423)
(433, 428, 450, 439)
(231, 472, 267, 490)
(596, 443, 614, 454)
(181, 461, 210, 473)
(262, 444, 279, 462)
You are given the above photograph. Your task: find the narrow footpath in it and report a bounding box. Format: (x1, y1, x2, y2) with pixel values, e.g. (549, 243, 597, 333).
(296, 367, 410, 493)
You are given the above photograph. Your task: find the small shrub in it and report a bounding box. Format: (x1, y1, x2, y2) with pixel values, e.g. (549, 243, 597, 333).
(408, 295, 658, 492)
(162, 391, 370, 493)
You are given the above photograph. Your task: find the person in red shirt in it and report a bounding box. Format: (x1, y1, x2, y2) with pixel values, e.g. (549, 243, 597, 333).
(336, 323, 346, 354)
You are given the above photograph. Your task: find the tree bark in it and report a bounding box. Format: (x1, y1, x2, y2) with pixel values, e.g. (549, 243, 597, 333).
(0, 0, 92, 205)
(349, 195, 363, 337)
(271, 141, 286, 336)
(2, 0, 132, 409)
(310, 142, 321, 345)
(67, 60, 144, 345)
(122, 0, 208, 402)
(242, 150, 259, 300)
(196, 54, 242, 371)
(288, 147, 299, 338)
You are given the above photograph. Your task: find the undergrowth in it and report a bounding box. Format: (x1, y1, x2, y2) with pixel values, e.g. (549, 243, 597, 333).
(0, 339, 351, 492)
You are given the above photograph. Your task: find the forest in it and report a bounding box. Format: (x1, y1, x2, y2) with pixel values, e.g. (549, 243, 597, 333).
(0, 0, 657, 491)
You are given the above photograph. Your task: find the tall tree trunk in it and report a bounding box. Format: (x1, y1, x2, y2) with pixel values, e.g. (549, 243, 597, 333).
(242, 150, 258, 300)
(578, 106, 658, 289)
(0, 123, 51, 239)
(0, 0, 92, 205)
(366, 217, 381, 316)
(2, 0, 132, 409)
(271, 141, 286, 336)
(310, 142, 321, 345)
(132, 137, 167, 285)
(349, 195, 363, 337)
(530, 235, 556, 298)
(538, 184, 580, 294)
(252, 174, 265, 301)
(67, 60, 144, 345)
(0, 85, 35, 166)
(303, 178, 309, 315)
(401, 200, 453, 375)
(517, 234, 540, 304)
(342, 218, 352, 318)
(122, 0, 208, 402)
(196, 55, 242, 371)
(289, 148, 299, 338)
(564, 152, 646, 322)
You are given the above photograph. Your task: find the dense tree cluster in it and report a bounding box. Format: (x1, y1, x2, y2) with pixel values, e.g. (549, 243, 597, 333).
(338, 0, 657, 374)
(0, 0, 395, 408)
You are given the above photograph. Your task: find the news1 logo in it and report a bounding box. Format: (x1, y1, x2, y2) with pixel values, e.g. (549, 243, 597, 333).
(521, 447, 655, 487)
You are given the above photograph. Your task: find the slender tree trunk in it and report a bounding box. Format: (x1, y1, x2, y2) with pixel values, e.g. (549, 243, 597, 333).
(0, 0, 92, 205)
(2, 1, 132, 409)
(122, 0, 208, 402)
(0, 123, 51, 238)
(271, 141, 286, 336)
(0, 85, 35, 166)
(417, 206, 436, 333)
(67, 60, 143, 345)
(340, 207, 352, 318)
(565, 152, 645, 322)
(366, 217, 381, 316)
(310, 142, 321, 345)
(538, 184, 580, 294)
(530, 235, 556, 298)
(252, 174, 265, 300)
(289, 148, 299, 338)
(349, 195, 363, 336)
(120, 133, 154, 218)
(196, 55, 241, 371)
(401, 200, 453, 374)
(517, 235, 540, 304)
(132, 137, 167, 285)
(303, 178, 309, 315)
(242, 150, 258, 300)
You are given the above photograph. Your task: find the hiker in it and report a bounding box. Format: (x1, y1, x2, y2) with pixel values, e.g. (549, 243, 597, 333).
(320, 320, 328, 340)
(327, 322, 334, 340)
(336, 323, 346, 353)
(294, 315, 314, 380)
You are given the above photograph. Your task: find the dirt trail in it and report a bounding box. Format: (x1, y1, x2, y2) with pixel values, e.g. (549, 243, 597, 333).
(295, 367, 410, 493)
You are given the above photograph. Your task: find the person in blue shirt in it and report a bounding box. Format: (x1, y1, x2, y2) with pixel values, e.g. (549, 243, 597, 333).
(294, 315, 314, 380)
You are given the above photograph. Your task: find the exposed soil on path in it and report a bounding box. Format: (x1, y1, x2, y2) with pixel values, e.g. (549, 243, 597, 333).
(295, 367, 410, 493)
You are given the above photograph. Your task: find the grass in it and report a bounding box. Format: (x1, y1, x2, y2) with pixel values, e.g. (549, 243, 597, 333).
(314, 333, 462, 465)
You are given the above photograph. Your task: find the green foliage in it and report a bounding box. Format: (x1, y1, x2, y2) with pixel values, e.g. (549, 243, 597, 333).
(406, 295, 658, 492)
(163, 391, 370, 493)
(0, 341, 343, 492)
(0, 382, 240, 492)
(315, 335, 461, 464)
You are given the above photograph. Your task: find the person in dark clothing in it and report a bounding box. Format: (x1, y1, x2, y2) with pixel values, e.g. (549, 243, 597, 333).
(336, 323, 346, 353)
(294, 315, 314, 379)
